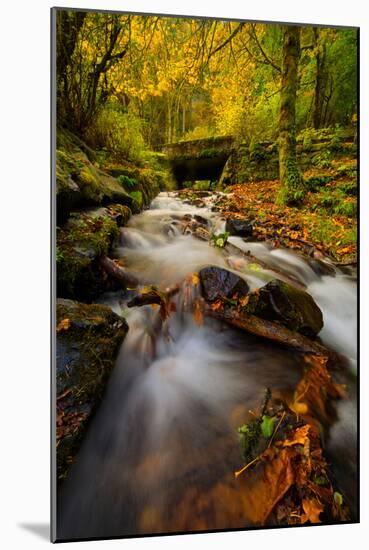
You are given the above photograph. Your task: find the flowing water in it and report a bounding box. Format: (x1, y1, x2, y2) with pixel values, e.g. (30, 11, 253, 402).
(58, 192, 357, 539)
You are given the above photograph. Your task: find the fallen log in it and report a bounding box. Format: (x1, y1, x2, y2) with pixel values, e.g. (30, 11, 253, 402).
(100, 255, 139, 288)
(205, 305, 329, 355)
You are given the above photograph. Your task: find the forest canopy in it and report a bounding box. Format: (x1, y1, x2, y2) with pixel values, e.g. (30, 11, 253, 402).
(57, 12, 357, 150)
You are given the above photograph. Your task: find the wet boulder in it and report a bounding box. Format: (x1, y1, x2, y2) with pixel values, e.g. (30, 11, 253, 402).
(199, 266, 249, 302)
(56, 299, 128, 483)
(225, 218, 253, 237)
(243, 279, 323, 337)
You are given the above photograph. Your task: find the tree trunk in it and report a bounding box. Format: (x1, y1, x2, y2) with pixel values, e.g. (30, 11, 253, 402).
(312, 28, 327, 129)
(278, 26, 304, 205)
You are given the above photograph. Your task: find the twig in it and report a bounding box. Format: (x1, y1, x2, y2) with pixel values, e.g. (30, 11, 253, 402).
(267, 411, 286, 449)
(234, 454, 262, 479)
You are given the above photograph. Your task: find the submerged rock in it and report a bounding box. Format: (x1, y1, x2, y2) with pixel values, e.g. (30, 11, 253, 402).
(56, 299, 128, 484)
(199, 266, 249, 302)
(225, 218, 253, 237)
(244, 279, 323, 337)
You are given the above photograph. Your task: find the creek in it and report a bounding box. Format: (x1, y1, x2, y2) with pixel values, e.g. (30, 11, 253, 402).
(58, 192, 357, 539)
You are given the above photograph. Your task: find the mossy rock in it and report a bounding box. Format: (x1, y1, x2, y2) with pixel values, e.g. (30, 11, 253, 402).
(56, 299, 128, 484)
(57, 212, 122, 300)
(243, 279, 323, 337)
(56, 130, 133, 222)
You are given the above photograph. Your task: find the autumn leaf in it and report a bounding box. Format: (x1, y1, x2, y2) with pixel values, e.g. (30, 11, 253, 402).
(57, 318, 71, 333)
(191, 273, 200, 285)
(283, 425, 310, 447)
(193, 299, 203, 326)
(211, 299, 223, 311)
(301, 498, 323, 524)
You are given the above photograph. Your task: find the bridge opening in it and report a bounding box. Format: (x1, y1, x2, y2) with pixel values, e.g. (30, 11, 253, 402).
(162, 135, 234, 189)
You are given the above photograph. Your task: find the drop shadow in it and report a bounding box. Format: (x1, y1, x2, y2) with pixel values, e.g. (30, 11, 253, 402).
(18, 523, 50, 541)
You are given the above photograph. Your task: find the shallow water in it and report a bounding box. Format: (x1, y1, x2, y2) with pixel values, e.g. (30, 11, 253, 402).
(58, 192, 357, 539)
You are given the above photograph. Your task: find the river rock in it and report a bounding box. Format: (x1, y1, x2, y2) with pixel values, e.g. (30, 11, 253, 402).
(56, 299, 128, 483)
(199, 266, 249, 302)
(225, 218, 253, 237)
(243, 279, 323, 337)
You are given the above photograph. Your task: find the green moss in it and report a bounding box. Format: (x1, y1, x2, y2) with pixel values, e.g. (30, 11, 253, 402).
(277, 158, 306, 206)
(129, 190, 143, 211)
(57, 214, 120, 300)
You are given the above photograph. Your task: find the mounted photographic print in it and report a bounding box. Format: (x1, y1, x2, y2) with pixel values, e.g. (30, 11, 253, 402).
(51, 7, 359, 542)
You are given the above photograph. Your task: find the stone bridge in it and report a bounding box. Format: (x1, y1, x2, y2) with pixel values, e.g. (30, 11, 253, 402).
(162, 131, 356, 187)
(162, 135, 235, 185)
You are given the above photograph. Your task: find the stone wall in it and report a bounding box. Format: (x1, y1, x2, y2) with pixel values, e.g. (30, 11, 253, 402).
(219, 133, 356, 186)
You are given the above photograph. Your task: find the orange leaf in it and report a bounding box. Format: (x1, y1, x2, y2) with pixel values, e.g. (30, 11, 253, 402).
(57, 318, 71, 333)
(193, 300, 203, 326)
(301, 498, 323, 524)
(283, 425, 310, 447)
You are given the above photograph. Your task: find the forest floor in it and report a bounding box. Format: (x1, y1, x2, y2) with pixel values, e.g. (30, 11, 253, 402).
(218, 157, 357, 265)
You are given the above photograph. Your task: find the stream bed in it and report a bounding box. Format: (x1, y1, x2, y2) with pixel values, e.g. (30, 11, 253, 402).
(58, 192, 357, 539)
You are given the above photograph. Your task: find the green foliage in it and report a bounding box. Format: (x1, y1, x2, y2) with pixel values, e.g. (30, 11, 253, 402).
(86, 103, 147, 164)
(193, 181, 211, 191)
(56, 246, 64, 263)
(312, 149, 332, 169)
(339, 181, 357, 196)
(333, 200, 357, 217)
(238, 420, 261, 464)
(210, 231, 230, 248)
(260, 415, 275, 438)
(334, 492, 344, 506)
(117, 174, 137, 190)
(336, 164, 357, 179)
(306, 175, 333, 192)
(313, 186, 357, 218)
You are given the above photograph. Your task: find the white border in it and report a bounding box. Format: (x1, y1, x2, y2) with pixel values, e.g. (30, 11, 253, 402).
(1, 1, 367, 548)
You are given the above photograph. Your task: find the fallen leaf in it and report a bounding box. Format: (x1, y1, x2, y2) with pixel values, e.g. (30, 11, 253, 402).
(301, 498, 323, 524)
(57, 318, 71, 333)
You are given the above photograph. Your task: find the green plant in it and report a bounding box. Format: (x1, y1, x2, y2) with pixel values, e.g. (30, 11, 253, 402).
(339, 181, 357, 196)
(312, 149, 332, 169)
(193, 180, 211, 191)
(333, 200, 357, 217)
(56, 246, 64, 263)
(86, 103, 147, 164)
(238, 420, 261, 464)
(117, 174, 137, 190)
(260, 415, 275, 438)
(305, 175, 333, 192)
(210, 231, 230, 248)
